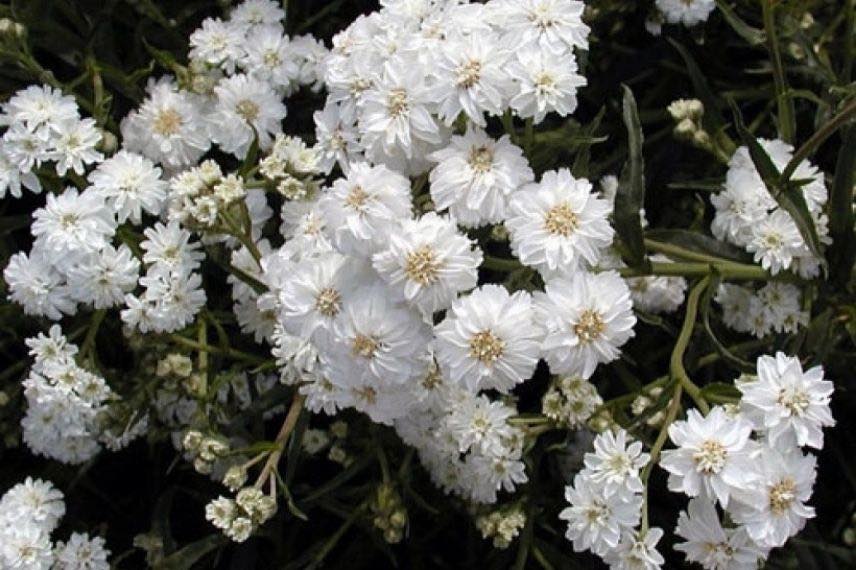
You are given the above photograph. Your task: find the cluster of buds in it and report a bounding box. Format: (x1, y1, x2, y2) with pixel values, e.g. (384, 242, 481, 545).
(259, 135, 323, 199)
(667, 98, 711, 149)
(541, 376, 604, 428)
(183, 429, 230, 475)
(327, 420, 352, 466)
(475, 505, 527, 549)
(156, 353, 194, 378)
(169, 160, 246, 226)
(842, 510, 856, 547)
(0, 18, 26, 48)
(205, 487, 277, 543)
(369, 483, 407, 544)
(631, 384, 667, 427)
(300, 428, 330, 455)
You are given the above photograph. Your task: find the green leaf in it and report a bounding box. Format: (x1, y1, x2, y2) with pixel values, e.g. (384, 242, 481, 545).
(728, 99, 826, 270)
(714, 0, 765, 46)
(667, 39, 727, 134)
(828, 125, 856, 284)
(155, 535, 226, 570)
(645, 229, 753, 263)
(571, 106, 606, 178)
(615, 85, 648, 270)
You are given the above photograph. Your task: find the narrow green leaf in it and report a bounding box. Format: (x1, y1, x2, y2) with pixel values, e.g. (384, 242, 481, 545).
(667, 39, 727, 134)
(761, 0, 796, 144)
(714, 0, 765, 46)
(828, 125, 856, 284)
(728, 99, 825, 268)
(615, 85, 648, 269)
(571, 106, 606, 178)
(645, 229, 753, 264)
(156, 535, 226, 570)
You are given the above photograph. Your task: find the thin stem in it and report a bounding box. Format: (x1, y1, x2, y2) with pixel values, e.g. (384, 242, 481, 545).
(640, 382, 683, 533)
(643, 238, 733, 265)
(79, 309, 107, 361)
(168, 335, 268, 365)
(482, 255, 524, 272)
(762, 0, 796, 144)
(255, 393, 306, 488)
(670, 277, 711, 414)
(618, 261, 778, 281)
(197, 318, 208, 397)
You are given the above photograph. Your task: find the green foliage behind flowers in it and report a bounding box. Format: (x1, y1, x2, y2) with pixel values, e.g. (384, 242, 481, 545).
(0, 0, 853, 568)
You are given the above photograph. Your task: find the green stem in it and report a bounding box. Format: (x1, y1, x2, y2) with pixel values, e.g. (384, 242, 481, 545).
(197, 318, 208, 397)
(482, 255, 524, 272)
(524, 117, 534, 154)
(762, 0, 796, 143)
(618, 261, 777, 281)
(643, 238, 733, 265)
(640, 381, 683, 533)
(79, 309, 107, 361)
(501, 110, 518, 145)
(168, 335, 267, 365)
(670, 277, 711, 414)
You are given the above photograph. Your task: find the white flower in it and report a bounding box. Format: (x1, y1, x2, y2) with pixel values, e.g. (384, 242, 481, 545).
(4, 250, 75, 320)
(737, 352, 834, 450)
(120, 77, 211, 169)
(675, 498, 766, 570)
(210, 74, 287, 158)
(31, 188, 116, 265)
(0, 84, 78, 130)
(746, 209, 804, 275)
(139, 221, 204, 272)
(446, 394, 517, 457)
(729, 447, 817, 548)
(489, 0, 590, 54)
(240, 24, 299, 91)
(48, 118, 103, 176)
(0, 477, 65, 532)
(0, 524, 54, 570)
(428, 127, 533, 228)
(583, 429, 649, 499)
(279, 253, 369, 338)
(506, 169, 614, 275)
(507, 45, 586, 123)
(313, 102, 361, 175)
(559, 473, 642, 556)
(54, 532, 110, 570)
(189, 17, 247, 73)
(536, 270, 636, 379)
(359, 54, 444, 160)
(318, 161, 412, 257)
(230, 0, 285, 28)
(434, 284, 542, 394)
(66, 245, 140, 309)
(431, 31, 512, 126)
(373, 212, 482, 315)
(320, 284, 431, 388)
(659, 406, 756, 507)
(88, 150, 167, 224)
(656, 0, 716, 26)
(603, 528, 665, 570)
(0, 144, 41, 198)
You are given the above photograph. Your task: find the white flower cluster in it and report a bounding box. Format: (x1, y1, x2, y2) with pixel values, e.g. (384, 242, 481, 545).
(123, 0, 325, 165)
(0, 85, 103, 199)
(0, 478, 110, 570)
(712, 139, 829, 277)
(317, 0, 588, 177)
(21, 326, 142, 464)
(205, 487, 277, 543)
(559, 351, 835, 568)
(655, 0, 716, 27)
(559, 428, 666, 569)
(715, 282, 808, 338)
(663, 352, 834, 567)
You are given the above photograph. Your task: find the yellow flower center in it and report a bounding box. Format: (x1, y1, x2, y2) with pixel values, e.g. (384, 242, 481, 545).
(315, 287, 341, 317)
(544, 202, 579, 236)
(469, 330, 505, 365)
(574, 310, 605, 344)
(404, 245, 442, 285)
